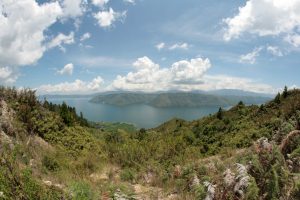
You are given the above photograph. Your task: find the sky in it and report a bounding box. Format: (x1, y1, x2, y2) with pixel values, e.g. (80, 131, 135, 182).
(1, 0, 300, 94)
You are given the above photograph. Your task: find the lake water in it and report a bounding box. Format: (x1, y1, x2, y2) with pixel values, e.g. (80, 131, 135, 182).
(46, 97, 220, 128)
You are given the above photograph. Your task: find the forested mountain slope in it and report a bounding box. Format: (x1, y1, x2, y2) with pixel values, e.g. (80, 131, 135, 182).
(90, 92, 271, 107)
(0, 86, 299, 199)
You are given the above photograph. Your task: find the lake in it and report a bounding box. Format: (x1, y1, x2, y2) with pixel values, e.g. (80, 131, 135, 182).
(46, 97, 220, 128)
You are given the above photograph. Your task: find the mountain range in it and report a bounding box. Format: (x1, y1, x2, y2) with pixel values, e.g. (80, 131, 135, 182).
(89, 90, 273, 107)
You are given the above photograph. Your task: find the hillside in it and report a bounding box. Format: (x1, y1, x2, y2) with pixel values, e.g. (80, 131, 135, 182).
(0, 86, 299, 199)
(90, 92, 271, 107)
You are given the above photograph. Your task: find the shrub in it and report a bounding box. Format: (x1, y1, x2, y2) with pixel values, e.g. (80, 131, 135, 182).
(42, 155, 60, 172)
(21, 168, 43, 200)
(194, 184, 206, 199)
(245, 176, 259, 200)
(69, 182, 94, 200)
(120, 168, 136, 183)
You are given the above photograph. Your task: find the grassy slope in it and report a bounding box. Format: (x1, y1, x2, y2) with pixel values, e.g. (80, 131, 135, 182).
(0, 87, 299, 199)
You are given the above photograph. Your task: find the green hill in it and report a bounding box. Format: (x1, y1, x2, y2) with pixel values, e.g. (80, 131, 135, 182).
(0, 86, 299, 199)
(90, 92, 271, 107)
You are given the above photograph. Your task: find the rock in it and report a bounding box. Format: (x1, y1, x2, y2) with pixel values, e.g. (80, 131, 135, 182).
(223, 169, 235, 187)
(173, 165, 182, 178)
(29, 159, 37, 168)
(0, 131, 12, 144)
(166, 193, 180, 200)
(113, 189, 129, 200)
(190, 174, 200, 189)
(0, 191, 5, 198)
(89, 173, 109, 182)
(234, 163, 250, 198)
(280, 130, 300, 155)
(143, 171, 154, 184)
(42, 180, 64, 189)
(255, 137, 272, 153)
(203, 181, 216, 200)
(43, 180, 52, 186)
(0, 100, 15, 136)
(53, 183, 64, 189)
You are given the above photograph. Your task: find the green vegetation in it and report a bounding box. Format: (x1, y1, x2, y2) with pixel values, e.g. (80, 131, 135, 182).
(90, 92, 271, 107)
(0, 86, 299, 199)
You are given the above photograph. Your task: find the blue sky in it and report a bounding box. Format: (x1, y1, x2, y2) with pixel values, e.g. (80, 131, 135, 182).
(1, 0, 300, 94)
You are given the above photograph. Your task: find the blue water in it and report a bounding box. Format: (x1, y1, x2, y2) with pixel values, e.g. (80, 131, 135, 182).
(46, 97, 220, 128)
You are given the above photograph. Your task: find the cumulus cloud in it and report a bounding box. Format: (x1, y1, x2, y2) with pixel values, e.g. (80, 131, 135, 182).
(93, 8, 127, 28)
(80, 32, 91, 41)
(223, 0, 300, 44)
(266, 45, 283, 57)
(0, 66, 18, 84)
(57, 63, 74, 75)
(109, 56, 273, 93)
(170, 58, 211, 84)
(155, 42, 165, 50)
(239, 47, 263, 64)
(285, 34, 300, 47)
(61, 0, 86, 19)
(0, 0, 62, 67)
(169, 43, 189, 50)
(37, 76, 104, 94)
(47, 32, 75, 52)
(92, 0, 110, 7)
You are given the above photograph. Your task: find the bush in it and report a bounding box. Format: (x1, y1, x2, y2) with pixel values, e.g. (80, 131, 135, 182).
(69, 182, 94, 200)
(42, 155, 60, 172)
(194, 184, 206, 200)
(120, 168, 136, 183)
(21, 168, 43, 200)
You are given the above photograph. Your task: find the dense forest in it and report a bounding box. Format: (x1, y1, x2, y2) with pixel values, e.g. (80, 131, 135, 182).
(0, 86, 299, 199)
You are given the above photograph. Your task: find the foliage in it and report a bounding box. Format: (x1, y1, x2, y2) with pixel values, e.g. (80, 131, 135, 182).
(120, 168, 136, 183)
(1, 86, 300, 199)
(69, 182, 94, 200)
(42, 155, 60, 172)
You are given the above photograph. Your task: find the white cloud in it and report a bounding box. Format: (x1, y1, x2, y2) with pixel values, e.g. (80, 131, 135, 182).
(47, 32, 75, 52)
(61, 0, 86, 19)
(92, 0, 109, 7)
(155, 42, 189, 51)
(123, 0, 135, 4)
(203, 75, 274, 94)
(37, 76, 104, 94)
(155, 42, 165, 50)
(109, 56, 273, 93)
(170, 58, 211, 84)
(0, 66, 18, 84)
(169, 43, 189, 50)
(285, 34, 300, 47)
(93, 8, 127, 28)
(0, 0, 62, 67)
(57, 63, 74, 75)
(239, 47, 263, 64)
(80, 32, 91, 42)
(223, 0, 300, 42)
(266, 45, 283, 57)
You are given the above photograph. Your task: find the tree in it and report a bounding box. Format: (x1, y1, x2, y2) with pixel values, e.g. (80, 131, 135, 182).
(283, 86, 288, 98)
(238, 101, 244, 106)
(217, 107, 223, 120)
(274, 93, 281, 104)
(60, 102, 73, 126)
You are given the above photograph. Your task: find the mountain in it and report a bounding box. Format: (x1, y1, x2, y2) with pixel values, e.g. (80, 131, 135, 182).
(90, 91, 272, 107)
(205, 89, 274, 97)
(0, 86, 299, 199)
